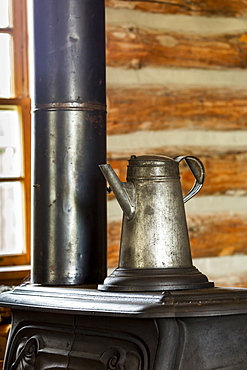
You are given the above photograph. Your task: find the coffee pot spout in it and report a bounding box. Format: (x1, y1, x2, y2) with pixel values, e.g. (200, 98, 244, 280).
(99, 164, 135, 220)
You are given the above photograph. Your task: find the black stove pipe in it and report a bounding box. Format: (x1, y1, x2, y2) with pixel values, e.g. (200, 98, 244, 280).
(32, 0, 107, 285)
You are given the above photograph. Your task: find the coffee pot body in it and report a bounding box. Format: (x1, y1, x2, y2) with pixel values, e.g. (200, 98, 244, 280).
(99, 155, 213, 291)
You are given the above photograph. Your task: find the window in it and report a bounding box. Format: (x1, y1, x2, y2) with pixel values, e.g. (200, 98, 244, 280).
(0, 0, 31, 277)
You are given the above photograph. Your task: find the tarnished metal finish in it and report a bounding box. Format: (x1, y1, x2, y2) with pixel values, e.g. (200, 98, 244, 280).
(99, 267, 213, 291)
(120, 168, 190, 267)
(34, 102, 106, 111)
(174, 155, 205, 203)
(2, 286, 247, 369)
(99, 154, 212, 291)
(32, 0, 107, 285)
(2, 285, 247, 317)
(100, 155, 203, 270)
(33, 0, 106, 105)
(99, 164, 135, 220)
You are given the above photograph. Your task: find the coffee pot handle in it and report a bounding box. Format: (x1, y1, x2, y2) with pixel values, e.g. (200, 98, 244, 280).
(174, 155, 205, 203)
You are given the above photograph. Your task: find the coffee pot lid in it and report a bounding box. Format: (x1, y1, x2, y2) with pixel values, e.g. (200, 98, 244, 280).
(128, 154, 176, 164)
(127, 154, 179, 179)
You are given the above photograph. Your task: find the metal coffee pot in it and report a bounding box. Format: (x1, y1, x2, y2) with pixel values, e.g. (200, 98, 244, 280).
(98, 155, 213, 291)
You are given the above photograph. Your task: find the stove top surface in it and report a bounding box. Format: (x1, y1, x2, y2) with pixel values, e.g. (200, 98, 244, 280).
(1, 284, 247, 318)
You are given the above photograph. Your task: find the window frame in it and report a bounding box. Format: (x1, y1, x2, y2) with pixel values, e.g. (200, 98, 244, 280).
(0, 0, 31, 272)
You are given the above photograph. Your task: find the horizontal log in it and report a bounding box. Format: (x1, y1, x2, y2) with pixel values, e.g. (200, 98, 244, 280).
(107, 214, 247, 267)
(214, 275, 247, 288)
(107, 25, 247, 70)
(107, 86, 247, 134)
(107, 148, 247, 196)
(108, 221, 122, 268)
(106, 0, 247, 18)
(188, 214, 247, 258)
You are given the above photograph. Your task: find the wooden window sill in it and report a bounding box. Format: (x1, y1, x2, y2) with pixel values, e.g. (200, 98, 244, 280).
(0, 265, 30, 286)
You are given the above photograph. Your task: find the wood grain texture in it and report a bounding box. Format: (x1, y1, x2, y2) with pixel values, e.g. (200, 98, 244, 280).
(106, 0, 247, 18)
(108, 220, 122, 267)
(107, 25, 247, 70)
(188, 213, 247, 258)
(107, 213, 247, 267)
(107, 148, 247, 196)
(107, 86, 247, 134)
(215, 275, 247, 288)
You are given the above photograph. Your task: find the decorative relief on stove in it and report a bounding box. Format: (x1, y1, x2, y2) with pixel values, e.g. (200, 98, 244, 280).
(100, 346, 141, 369)
(10, 336, 41, 370)
(101, 347, 125, 370)
(108, 355, 124, 370)
(6, 321, 148, 369)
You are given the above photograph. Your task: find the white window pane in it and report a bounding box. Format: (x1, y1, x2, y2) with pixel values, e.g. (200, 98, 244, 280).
(0, 182, 24, 255)
(0, 0, 10, 28)
(0, 109, 22, 177)
(0, 34, 12, 98)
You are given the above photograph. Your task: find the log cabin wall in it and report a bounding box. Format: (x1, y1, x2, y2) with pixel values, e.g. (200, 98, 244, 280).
(105, 0, 247, 287)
